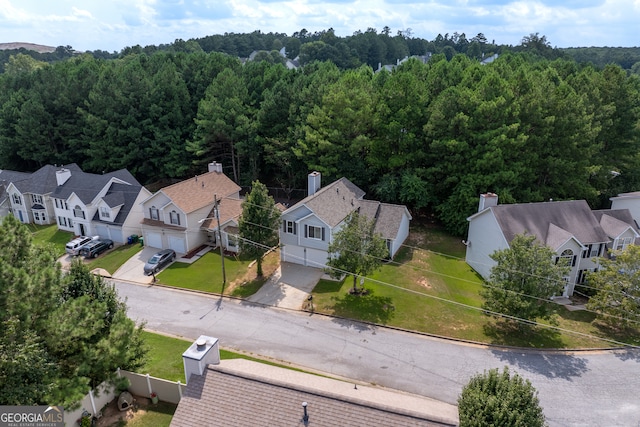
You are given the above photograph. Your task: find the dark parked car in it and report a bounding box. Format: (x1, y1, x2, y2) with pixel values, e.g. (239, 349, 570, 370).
(79, 239, 114, 258)
(144, 249, 176, 275)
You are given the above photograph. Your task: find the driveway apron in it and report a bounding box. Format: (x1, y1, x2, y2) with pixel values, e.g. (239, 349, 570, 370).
(113, 246, 159, 284)
(247, 262, 325, 309)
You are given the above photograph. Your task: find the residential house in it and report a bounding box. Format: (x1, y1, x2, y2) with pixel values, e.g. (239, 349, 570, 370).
(1, 164, 149, 243)
(610, 191, 640, 227)
(0, 169, 30, 218)
(170, 336, 457, 427)
(280, 172, 412, 268)
(465, 193, 640, 297)
(140, 162, 241, 255)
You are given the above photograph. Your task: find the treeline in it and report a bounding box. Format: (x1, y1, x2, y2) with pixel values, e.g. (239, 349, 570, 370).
(3, 29, 640, 75)
(1, 50, 639, 235)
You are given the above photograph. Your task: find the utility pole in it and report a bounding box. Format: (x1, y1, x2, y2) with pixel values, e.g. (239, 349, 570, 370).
(214, 194, 226, 286)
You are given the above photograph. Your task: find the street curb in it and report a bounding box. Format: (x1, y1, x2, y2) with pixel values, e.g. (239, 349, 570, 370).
(108, 275, 635, 354)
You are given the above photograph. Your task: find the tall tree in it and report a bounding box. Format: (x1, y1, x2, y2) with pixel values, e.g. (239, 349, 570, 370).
(481, 234, 567, 327)
(326, 211, 389, 294)
(0, 216, 146, 407)
(586, 244, 640, 330)
(458, 367, 546, 427)
(238, 181, 281, 277)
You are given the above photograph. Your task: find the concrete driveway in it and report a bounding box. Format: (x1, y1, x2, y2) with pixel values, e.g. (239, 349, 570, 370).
(112, 246, 159, 284)
(247, 262, 326, 309)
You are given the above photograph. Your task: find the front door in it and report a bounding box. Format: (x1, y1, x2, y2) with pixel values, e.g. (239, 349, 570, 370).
(79, 223, 86, 236)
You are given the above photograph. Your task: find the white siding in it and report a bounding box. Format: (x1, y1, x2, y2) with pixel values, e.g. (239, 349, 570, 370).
(465, 210, 509, 280)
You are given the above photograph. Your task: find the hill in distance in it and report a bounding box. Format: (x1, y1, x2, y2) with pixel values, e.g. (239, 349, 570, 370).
(0, 42, 56, 53)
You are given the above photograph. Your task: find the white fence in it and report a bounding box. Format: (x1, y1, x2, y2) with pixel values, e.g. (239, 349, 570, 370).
(64, 370, 185, 427)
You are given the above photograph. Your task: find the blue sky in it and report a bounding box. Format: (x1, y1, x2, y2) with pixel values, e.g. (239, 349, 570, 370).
(0, 0, 638, 52)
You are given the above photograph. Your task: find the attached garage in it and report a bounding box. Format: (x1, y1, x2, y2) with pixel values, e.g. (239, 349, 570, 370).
(168, 235, 186, 254)
(282, 245, 328, 268)
(146, 232, 162, 249)
(95, 224, 109, 240)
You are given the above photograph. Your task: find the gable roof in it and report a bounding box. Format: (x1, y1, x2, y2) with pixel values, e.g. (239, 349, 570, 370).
(200, 197, 244, 229)
(170, 360, 456, 427)
(295, 177, 366, 228)
(0, 169, 31, 203)
(359, 200, 412, 240)
(51, 168, 139, 204)
(592, 209, 640, 238)
(92, 182, 145, 226)
(159, 171, 241, 214)
(487, 200, 610, 247)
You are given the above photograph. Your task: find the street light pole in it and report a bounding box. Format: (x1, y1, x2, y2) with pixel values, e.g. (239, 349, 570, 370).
(214, 194, 226, 286)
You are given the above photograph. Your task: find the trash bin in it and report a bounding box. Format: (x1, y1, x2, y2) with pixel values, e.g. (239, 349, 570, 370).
(127, 235, 139, 244)
(139, 237, 144, 246)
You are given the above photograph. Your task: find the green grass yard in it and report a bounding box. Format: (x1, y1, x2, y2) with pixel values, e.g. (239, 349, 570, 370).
(311, 223, 640, 348)
(29, 223, 73, 256)
(87, 243, 143, 276)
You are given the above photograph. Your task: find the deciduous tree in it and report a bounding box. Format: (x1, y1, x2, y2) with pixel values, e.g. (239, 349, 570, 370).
(458, 367, 546, 427)
(326, 211, 389, 294)
(238, 181, 281, 277)
(585, 244, 640, 330)
(481, 234, 566, 326)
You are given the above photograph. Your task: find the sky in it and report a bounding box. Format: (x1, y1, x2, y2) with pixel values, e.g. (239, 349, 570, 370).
(0, 0, 638, 53)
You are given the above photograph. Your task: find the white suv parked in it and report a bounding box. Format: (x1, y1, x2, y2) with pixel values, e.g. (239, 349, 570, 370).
(65, 235, 99, 256)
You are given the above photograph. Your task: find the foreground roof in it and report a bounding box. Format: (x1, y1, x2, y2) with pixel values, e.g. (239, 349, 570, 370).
(170, 360, 456, 427)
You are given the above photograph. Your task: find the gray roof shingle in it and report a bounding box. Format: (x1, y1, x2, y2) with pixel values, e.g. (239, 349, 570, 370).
(490, 200, 610, 248)
(170, 364, 453, 427)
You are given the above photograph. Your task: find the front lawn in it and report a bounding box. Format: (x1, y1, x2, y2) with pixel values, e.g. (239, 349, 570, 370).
(29, 224, 73, 256)
(311, 222, 635, 348)
(156, 249, 279, 296)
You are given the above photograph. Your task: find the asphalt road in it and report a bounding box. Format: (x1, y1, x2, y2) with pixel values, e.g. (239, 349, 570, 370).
(113, 280, 640, 427)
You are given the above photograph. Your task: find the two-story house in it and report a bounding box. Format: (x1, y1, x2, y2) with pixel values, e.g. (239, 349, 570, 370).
(140, 162, 241, 255)
(465, 193, 640, 297)
(1, 163, 149, 243)
(280, 172, 412, 269)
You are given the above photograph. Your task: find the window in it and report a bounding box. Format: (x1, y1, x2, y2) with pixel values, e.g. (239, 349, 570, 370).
(54, 199, 60, 209)
(31, 194, 43, 205)
(305, 225, 324, 240)
(12, 193, 21, 205)
(73, 205, 85, 219)
(582, 244, 602, 258)
(58, 216, 67, 227)
(284, 220, 297, 235)
(170, 210, 180, 225)
(150, 206, 159, 220)
(33, 212, 41, 221)
(64, 201, 69, 210)
(100, 207, 110, 219)
(615, 237, 633, 251)
(68, 218, 73, 227)
(556, 249, 575, 267)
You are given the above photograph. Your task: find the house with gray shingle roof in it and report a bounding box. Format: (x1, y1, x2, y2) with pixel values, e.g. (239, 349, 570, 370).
(139, 162, 242, 255)
(170, 336, 458, 427)
(280, 172, 412, 268)
(465, 193, 639, 296)
(2, 164, 149, 243)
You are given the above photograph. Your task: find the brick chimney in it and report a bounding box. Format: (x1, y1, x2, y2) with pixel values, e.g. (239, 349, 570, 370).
(182, 335, 220, 384)
(308, 171, 321, 196)
(478, 193, 498, 212)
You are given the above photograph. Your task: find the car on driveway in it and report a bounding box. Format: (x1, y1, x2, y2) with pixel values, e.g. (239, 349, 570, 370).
(80, 239, 114, 258)
(144, 249, 176, 275)
(65, 235, 99, 256)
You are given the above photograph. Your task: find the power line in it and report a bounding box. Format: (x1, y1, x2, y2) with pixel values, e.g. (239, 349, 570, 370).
(231, 234, 640, 347)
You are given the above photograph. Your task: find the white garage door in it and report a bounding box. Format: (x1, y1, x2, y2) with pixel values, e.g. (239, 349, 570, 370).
(168, 236, 186, 254)
(306, 247, 328, 268)
(95, 224, 109, 240)
(146, 232, 162, 249)
(282, 245, 328, 268)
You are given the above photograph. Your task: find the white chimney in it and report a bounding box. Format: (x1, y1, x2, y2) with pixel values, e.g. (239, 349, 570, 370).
(182, 335, 220, 384)
(308, 171, 321, 196)
(56, 168, 71, 186)
(478, 193, 498, 212)
(208, 162, 223, 173)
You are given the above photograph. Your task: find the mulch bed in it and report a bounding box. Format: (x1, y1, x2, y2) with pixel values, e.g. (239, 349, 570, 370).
(182, 244, 209, 259)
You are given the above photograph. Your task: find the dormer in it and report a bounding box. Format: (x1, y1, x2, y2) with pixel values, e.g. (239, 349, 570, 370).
(98, 193, 125, 223)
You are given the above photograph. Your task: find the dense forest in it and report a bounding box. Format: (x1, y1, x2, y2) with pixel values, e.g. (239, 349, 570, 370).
(1, 30, 639, 235)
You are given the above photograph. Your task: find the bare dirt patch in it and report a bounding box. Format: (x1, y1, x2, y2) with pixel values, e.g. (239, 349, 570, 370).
(96, 394, 150, 427)
(418, 277, 432, 289)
